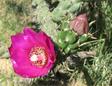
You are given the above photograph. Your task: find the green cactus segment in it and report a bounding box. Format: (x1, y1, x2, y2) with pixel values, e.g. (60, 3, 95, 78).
(57, 30, 90, 54)
(57, 31, 77, 50)
(32, 0, 58, 41)
(68, 2, 82, 13)
(65, 31, 77, 44)
(78, 34, 89, 43)
(58, 0, 72, 10)
(52, 10, 66, 22)
(58, 31, 68, 49)
(52, 0, 82, 21)
(64, 43, 78, 53)
(60, 21, 70, 31)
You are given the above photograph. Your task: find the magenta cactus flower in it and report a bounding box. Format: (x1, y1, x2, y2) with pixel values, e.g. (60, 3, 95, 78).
(9, 27, 56, 78)
(70, 14, 89, 35)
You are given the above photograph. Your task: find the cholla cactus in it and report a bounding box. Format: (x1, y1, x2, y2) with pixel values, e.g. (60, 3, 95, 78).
(31, 0, 82, 42)
(52, 0, 82, 21)
(31, 0, 58, 41)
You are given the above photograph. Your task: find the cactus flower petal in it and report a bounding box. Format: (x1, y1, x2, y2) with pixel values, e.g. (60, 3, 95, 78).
(9, 27, 56, 78)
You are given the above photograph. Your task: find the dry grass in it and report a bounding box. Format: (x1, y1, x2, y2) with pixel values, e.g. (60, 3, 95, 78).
(0, 59, 32, 86)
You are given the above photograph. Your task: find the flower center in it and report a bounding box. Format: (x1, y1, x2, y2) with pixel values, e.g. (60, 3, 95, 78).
(29, 47, 48, 67)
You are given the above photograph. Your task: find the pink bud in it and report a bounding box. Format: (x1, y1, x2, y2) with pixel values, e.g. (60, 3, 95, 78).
(70, 14, 89, 35)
